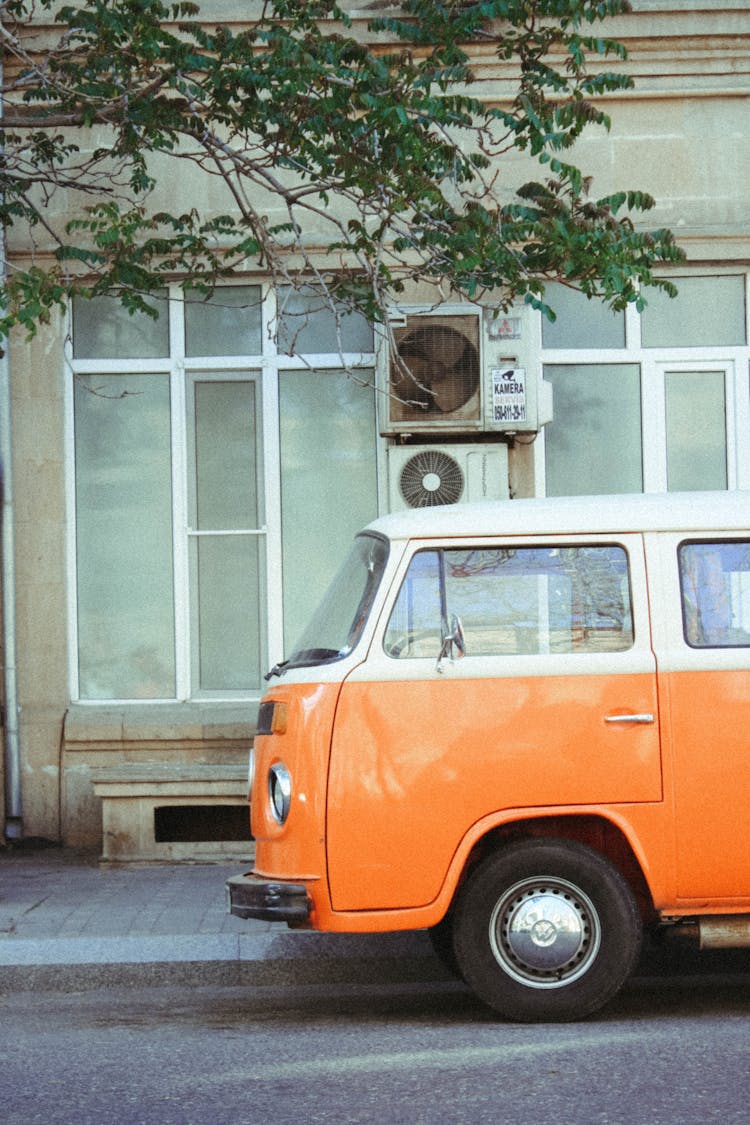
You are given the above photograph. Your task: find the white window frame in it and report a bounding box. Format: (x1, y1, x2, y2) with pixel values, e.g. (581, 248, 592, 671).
(65, 283, 377, 704)
(535, 271, 750, 496)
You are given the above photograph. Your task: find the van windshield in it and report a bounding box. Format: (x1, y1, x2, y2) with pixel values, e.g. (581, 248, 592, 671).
(284, 533, 389, 670)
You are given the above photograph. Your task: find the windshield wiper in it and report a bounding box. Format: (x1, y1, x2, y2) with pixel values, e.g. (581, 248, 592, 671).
(264, 660, 289, 681)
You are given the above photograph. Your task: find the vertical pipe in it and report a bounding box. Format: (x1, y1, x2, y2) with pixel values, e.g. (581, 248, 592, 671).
(0, 342, 22, 840)
(0, 48, 23, 840)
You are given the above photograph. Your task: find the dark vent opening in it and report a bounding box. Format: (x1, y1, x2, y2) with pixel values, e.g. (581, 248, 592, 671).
(154, 804, 250, 843)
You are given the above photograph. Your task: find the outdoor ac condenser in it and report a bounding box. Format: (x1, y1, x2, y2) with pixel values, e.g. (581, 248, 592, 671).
(388, 443, 509, 510)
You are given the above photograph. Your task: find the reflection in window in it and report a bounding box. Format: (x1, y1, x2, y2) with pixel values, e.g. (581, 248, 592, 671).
(276, 287, 374, 353)
(73, 292, 169, 359)
(541, 284, 625, 350)
(184, 286, 262, 357)
(384, 545, 633, 658)
(679, 541, 750, 647)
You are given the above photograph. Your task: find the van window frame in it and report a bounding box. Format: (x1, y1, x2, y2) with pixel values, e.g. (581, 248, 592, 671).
(382, 539, 636, 662)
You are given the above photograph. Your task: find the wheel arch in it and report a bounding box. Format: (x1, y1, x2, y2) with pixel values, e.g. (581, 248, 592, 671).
(447, 813, 656, 926)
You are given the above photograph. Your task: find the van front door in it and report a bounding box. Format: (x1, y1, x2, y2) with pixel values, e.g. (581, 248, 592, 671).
(326, 536, 662, 912)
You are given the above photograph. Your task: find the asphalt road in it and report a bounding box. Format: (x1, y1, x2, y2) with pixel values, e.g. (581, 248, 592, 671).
(2, 971, 750, 1124)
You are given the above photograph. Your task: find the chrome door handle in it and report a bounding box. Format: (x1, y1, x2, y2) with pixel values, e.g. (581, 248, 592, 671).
(605, 713, 655, 724)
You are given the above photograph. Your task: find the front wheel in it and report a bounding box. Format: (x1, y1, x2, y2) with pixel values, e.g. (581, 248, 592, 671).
(452, 838, 642, 1022)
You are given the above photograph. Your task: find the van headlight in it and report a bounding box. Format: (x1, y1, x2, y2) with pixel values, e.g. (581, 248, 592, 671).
(268, 762, 292, 824)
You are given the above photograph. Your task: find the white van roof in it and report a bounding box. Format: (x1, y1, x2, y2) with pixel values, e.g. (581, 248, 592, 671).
(365, 491, 750, 542)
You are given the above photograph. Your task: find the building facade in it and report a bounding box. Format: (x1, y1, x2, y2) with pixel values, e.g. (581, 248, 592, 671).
(2, 1, 750, 853)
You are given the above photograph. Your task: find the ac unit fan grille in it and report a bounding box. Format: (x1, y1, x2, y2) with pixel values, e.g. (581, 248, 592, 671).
(399, 449, 465, 507)
(391, 321, 480, 423)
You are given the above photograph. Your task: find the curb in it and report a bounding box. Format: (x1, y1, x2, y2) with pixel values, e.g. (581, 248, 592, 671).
(3, 925, 750, 996)
(0, 929, 451, 994)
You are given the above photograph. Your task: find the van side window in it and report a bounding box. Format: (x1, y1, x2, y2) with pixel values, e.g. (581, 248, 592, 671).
(679, 541, 750, 647)
(384, 544, 633, 658)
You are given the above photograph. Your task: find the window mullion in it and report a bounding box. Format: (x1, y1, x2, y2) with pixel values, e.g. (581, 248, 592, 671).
(64, 320, 81, 701)
(641, 355, 667, 494)
(169, 290, 190, 700)
(735, 355, 750, 490)
(171, 357, 190, 701)
(724, 360, 739, 491)
(263, 287, 284, 669)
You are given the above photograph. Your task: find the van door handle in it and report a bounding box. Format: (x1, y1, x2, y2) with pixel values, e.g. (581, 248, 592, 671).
(605, 713, 655, 724)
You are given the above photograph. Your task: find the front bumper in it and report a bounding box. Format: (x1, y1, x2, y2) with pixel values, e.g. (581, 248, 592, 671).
(226, 873, 312, 925)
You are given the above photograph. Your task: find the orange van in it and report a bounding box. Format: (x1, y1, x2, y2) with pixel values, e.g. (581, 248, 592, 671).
(228, 490, 750, 1021)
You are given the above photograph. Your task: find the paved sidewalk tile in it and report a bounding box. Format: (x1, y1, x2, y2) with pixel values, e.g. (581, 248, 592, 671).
(0, 846, 274, 943)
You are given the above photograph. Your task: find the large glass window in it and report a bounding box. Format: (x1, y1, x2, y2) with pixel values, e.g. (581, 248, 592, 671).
(74, 373, 175, 698)
(541, 285, 626, 350)
(384, 544, 633, 658)
(541, 274, 750, 496)
(665, 370, 727, 491)
(276, 288, 374, 354)
(543, 364, 643, 495)
(73, 292, 170, 359)
(70, 286, 378, 701)
(642, 275, 746, 348)
(279, 369, 378, 649)
(187, 377, 264, 690)
(184, 286, 263, 357)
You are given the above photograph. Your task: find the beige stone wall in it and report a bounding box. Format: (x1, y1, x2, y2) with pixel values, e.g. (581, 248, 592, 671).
(62, 705, 253, 848)
(9, 319, 69, 840)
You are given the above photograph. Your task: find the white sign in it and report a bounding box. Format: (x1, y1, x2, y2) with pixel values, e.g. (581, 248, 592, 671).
(491, 367, 527, 424)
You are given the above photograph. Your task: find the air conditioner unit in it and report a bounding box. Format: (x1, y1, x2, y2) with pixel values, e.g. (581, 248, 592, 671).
(382, 307, 551, 435)
(388, 444, 509, 511)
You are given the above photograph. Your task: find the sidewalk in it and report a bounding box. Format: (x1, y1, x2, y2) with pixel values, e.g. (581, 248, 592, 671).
(4, 844, 749, 998)
(0, 844, 441, 994)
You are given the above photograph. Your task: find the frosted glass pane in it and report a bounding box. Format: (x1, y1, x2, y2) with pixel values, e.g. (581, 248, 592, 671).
(277, 289, 374, 353)
(666, 370, 727, 491)
(193, 381, 259, 529)
(280, 369, 378, 648)
(195, 537, 263, 690)
(74, 374, 175, 698)
(544, 364, 643, 496)
(542, 284, 625, 350)
(73, 293, 169, 358)
(642, 276, 746, 347)
(184, 286, 262, 356)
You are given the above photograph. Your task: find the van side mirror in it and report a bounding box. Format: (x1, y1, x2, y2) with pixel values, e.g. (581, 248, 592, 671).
(437, 613, 466, 672)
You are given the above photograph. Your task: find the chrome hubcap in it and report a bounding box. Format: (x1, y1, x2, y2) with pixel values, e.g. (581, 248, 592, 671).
(489, 876, 601, 989)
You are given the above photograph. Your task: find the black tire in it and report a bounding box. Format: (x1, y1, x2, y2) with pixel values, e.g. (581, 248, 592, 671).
(428, 911, 463, 979)
(452, 837, 642, 1022)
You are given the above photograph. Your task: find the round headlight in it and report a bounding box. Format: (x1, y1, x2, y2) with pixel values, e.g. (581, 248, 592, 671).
(268, 762, 292, 824)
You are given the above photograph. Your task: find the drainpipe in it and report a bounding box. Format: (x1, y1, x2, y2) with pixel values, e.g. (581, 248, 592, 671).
(0, 336, 22, 840)
(0, 49, 22, 840)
